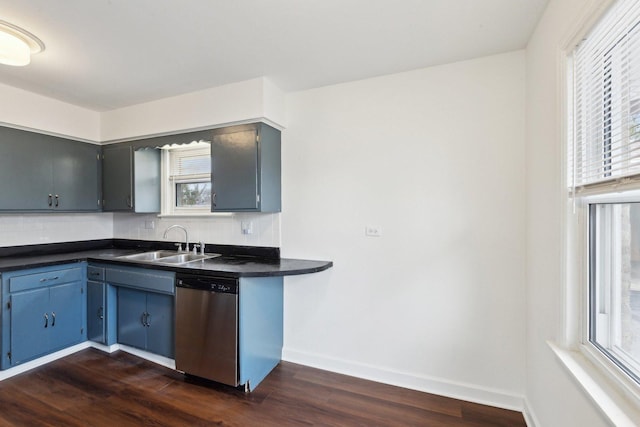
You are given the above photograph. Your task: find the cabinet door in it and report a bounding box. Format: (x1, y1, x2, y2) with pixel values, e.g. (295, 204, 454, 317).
(117, 287, 147, 350)
(102, 145, 133, 211)
(49, 281, 84, 350)
(211, 129, 259, 211)
(10, 288, 50, 365)
(52, 138, 100, 211)
(0, 126, 53, 210)
(133, 149, 161, 213)
(87, 281, 105, 343)
(146, 292, 175, 358)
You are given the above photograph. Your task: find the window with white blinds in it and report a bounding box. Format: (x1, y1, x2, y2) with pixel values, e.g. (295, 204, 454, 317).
(571, 0, 640, 193)
(165, 142, 212, 213)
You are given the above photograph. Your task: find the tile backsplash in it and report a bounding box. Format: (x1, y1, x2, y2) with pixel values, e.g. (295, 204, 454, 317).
(113, 213, 281, 248)
(0, 213, 114, 247)
(0, 212, 280, 249)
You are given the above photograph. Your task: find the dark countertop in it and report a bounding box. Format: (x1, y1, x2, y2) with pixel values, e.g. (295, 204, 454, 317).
(0, 240, 333, 278)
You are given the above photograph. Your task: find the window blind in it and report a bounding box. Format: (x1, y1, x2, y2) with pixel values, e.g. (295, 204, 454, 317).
(176, 155, 210, 176)
(571, 0, 640, 193)
(169, 145, 210, 179)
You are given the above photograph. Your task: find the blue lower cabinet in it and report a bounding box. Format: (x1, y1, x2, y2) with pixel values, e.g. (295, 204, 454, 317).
(87, 280, 117, 345)
(239, 276, 284, 390)
(49, 281, 84, 351)
(2, 263, 87, 369)
(10, 288, 50, 366)
(117, 287, 174, 358)
(146, 292, 174, 358)
(87, 281, 105, 343)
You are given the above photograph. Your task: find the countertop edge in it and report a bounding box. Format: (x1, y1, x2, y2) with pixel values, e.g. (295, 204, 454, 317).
(0, 250, 333, 278)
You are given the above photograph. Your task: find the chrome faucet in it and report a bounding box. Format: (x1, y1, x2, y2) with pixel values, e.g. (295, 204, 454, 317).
(163, 225, 189, 252)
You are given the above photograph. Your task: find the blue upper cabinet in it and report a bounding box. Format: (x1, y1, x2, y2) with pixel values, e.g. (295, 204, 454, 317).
(102, 145, 161, 213)
(0, 126, 101, 212)
(211, 123, 281, 213)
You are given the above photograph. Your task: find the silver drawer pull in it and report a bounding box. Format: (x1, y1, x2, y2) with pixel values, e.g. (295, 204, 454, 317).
(51, 312, 56, 327)
(44, 313, 48, 328)
(39, 276, 59, 282)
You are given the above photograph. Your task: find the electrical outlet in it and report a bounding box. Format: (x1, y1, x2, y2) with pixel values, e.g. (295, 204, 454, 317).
(365, 225, 382, 237)
(241, 221, 253, 235)
(144, 220, 155, 230)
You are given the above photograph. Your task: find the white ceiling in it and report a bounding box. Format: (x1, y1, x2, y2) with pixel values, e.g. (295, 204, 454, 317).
(0, 0, 549, 112)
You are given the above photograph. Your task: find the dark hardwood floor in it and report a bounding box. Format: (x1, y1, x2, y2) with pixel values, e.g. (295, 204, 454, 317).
(0, 349, 526, 426)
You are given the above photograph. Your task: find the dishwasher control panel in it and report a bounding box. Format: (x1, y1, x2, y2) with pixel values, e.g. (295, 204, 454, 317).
(176, 274, 238, 294)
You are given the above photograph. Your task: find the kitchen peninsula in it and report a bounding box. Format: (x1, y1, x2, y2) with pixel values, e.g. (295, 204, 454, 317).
(0, 239, 332, 391)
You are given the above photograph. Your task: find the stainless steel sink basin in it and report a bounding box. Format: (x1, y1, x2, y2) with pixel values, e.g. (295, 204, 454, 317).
(118, 250, 220, 265)
(156, 253, 220, 264)
(120, 250, 179, 261)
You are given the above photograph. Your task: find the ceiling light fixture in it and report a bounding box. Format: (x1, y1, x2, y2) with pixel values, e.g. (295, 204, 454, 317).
(0, 20, 45, 66)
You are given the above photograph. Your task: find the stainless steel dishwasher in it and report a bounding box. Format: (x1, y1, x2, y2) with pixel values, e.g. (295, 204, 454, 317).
(175, 273, 239, 387)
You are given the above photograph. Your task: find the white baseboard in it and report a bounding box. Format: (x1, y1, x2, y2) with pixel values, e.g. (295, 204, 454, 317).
(282, 347, 525, 412)
(0, 341, 176, 382)
(0, 341, 92, 381)
(522, 398, 540, 427)
(115, 344, 176, 370)
(88, 341, 120, 354)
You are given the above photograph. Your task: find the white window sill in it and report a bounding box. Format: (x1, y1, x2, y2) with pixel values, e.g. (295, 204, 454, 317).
(548, 341, 640, 426)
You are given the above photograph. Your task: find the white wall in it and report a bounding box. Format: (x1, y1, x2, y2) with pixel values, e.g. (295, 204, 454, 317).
(280, 51, 527, 409)
(100, 77, 285, 142)
(0, 82, 100, 142)
(525, 0, 611, 425)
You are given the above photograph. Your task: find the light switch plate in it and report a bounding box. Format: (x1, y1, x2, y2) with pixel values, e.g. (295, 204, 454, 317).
(365, 226, 382, 237)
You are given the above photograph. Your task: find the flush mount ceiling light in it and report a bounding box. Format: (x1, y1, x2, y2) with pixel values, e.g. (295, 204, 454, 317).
(0, 20, 45, 66)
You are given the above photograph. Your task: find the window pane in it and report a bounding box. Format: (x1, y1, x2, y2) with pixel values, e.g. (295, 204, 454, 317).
(176, 182, 211, 207)
(590, 203, 640, 383)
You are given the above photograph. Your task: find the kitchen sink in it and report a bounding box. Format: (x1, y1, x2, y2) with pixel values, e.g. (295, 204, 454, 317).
(118, 250, 220, 265)
(120, 250, 179, 261)
(155, 253, 220, 264)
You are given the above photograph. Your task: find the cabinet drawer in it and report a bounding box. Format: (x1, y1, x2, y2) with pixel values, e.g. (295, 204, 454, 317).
(9, 267, 83, 293)
(106, 267, 174, 295)
(87, 265, 105, 281)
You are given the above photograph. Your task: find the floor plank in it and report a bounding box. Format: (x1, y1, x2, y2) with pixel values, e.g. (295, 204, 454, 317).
(0, 349, 526, 426)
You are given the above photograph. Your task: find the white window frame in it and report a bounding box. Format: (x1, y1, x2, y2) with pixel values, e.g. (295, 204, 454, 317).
(559, 0, 640, 422)
(567, 194, 640, 411)
(160, 142, 213, 216)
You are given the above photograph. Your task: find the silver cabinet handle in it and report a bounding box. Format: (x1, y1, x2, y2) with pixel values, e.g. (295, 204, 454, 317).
(54, 195, 59, 207)
(48, 194, 53, 207)
(51, 312, 56, 327)
(44, 313, 48, 328)
(126, 195, 132, 208)
(39, 276, 59, 283)
(140, 312, 151, 327)
(212, 192, 217, 209)
(98, 307, 104, 320)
